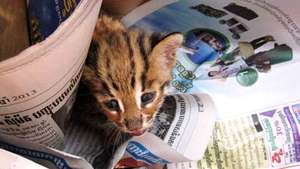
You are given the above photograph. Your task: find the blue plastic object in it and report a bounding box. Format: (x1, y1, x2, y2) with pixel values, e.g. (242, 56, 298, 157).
(28, 0, 81, 43)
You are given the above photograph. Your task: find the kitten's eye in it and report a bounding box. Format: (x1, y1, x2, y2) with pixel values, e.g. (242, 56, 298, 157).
(141, 92, 156, 105)
(105, 99, 120, 111)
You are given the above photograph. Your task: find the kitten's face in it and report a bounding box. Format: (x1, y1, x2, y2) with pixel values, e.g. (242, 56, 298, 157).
(83, 19, 183, 135)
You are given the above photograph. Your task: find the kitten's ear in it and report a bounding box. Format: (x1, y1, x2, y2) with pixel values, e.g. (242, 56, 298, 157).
(148, 33, 183, 82)
(150, 33, 184, 70)
(147, 33, 183, 84)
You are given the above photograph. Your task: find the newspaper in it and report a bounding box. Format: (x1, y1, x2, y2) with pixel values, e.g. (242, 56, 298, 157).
(123, 0, 300, 119)
(1, 2, 218, 165)
(0, 0, 101, 149)
(121, 0, 300, 168)
(0, 148, 47, 169)
(113, 94, 216, 168)
(167, 100, 300, 169)
(0, 133, 94, 169)
(1, 0, 300, 169)
(0, 93, 216, 169)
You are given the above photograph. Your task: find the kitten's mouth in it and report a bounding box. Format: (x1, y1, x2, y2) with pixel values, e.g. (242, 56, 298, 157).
(128, 129, 146, 136)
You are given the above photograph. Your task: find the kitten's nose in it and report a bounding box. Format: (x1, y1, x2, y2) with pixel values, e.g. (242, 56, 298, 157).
(124, 116, 143, 131)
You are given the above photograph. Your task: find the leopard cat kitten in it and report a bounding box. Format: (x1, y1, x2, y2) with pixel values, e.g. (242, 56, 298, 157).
(82, 15, 183, 135)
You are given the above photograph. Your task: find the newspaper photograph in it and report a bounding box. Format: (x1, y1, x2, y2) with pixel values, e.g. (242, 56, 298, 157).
(124, 0, 300, 119)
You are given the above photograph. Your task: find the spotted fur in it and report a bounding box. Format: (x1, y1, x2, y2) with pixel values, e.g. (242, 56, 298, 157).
(82, 15, 183, 133)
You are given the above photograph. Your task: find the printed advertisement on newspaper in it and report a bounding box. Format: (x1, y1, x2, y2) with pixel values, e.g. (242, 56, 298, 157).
(167, 100, 300, 169)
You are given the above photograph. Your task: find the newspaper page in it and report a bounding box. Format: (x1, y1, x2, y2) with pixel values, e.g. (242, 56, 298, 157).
(0, 148, 47, 169)
(0, 133, 94, 169)
(0, 93, 216, 169)
(123, 0, 300, 119)
(114, 93, 216, 168)
(0, 0, 101, 149)
(167, 100, 300, 169)
(0, 102, 119, 169)
(2, 0, 300, 169)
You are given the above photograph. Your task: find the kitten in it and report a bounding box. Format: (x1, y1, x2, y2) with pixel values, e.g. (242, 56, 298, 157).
(82, 15, 183, 135)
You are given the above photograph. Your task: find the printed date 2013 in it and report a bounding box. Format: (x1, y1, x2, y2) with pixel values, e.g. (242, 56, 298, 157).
(0, 90, 37, 106)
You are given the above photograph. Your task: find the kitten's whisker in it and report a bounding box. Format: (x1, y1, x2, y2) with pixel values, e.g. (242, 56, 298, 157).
(156, 113, 171, 118)
(144, 121, 154, 129)
(112, 130, 122, 153)
(110, 130, 118, 153)
(105, 127, 118, 146)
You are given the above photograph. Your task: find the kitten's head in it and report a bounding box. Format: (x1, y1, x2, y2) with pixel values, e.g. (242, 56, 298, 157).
(83, 17, 183, 135)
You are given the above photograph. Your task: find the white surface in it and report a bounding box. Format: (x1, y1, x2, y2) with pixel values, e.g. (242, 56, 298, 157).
(0, 149, 46, 169)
